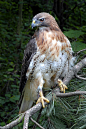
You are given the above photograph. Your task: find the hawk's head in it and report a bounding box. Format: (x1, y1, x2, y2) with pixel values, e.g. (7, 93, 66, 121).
(31, 12, 58, 30)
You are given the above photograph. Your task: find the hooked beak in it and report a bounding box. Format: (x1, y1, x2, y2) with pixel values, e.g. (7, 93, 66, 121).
(31, 19, 41, 29)
(31, 20, 36, 29)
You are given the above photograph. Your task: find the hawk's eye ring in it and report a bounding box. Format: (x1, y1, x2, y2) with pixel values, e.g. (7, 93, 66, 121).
(39, 18, 44, 22)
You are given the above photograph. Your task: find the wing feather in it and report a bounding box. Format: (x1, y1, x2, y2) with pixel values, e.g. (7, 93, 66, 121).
(19, 38, 37, 94)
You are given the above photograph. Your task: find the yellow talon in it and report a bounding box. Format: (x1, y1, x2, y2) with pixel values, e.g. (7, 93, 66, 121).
(57, 79, 68, 93)
(36, 91, 49, 108)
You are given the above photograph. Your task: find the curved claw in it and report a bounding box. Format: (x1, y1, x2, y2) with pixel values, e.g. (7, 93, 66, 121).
(57, 79, 68, 93)
(36, 91, 49, 108)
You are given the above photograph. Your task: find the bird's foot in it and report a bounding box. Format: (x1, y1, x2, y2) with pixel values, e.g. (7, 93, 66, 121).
(36, 90, 49, 108)
(57, 79, 68, 93)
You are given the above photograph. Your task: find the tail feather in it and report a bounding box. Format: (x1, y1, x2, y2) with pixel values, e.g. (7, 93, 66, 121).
(19, 79, 38, 114)
(19, 79, 33, 114)
(19, 98, 33, 114)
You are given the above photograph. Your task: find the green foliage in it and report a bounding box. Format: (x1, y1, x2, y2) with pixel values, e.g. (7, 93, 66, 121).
(72, 42, 86, 52)
(64, 30, 85, 38)
(64, 28, 86, 52)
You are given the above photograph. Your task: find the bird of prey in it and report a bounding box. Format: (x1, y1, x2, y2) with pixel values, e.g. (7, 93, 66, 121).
(19, 12, 75, 113)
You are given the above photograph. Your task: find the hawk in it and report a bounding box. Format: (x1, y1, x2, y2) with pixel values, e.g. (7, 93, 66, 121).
(19, 12, 75, 113)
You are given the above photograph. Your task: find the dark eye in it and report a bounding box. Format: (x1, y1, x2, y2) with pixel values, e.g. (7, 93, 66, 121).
(39, 18, 44, 22)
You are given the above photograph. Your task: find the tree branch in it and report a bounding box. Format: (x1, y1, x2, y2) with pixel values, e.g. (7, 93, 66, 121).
(54, 91, 86, 97)
(30, 117, 45, 129)
(0, 114, 24, 129)
(76, 48, 86, 55)
(23, 111, 30, 129)
(75, 73, 86, 80)
(0, 57, 86, 129)
(63, 57, 86, 85)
